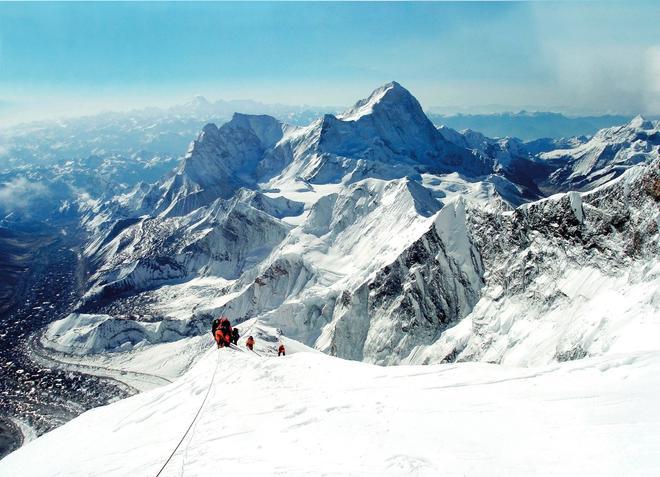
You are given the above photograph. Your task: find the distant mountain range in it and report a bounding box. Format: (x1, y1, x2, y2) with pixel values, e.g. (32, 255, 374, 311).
(2, 96, 650, 161)
(427, 111, 659, 141)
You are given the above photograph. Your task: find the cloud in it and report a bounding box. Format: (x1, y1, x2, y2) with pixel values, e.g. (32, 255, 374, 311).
(0, 177, 50, 212)
(528, 2, 660, 115)
(645, 46, 660, 114)
(549, 44, 650, 115)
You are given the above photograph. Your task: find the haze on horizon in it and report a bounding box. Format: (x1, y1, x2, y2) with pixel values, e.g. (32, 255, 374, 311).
(0, 1, 658, 127)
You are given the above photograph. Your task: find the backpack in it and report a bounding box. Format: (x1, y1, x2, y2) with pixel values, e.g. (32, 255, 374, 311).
(211, 318, 221, 336)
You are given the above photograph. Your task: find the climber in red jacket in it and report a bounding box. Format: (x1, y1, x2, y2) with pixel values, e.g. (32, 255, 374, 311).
(214, 316, 232, 348)
(246, 335, 255, 351)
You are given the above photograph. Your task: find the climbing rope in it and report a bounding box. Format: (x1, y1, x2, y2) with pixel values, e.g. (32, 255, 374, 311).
(179, 350, 239, 477)
(180, 321, 263, 475)
(154, 348, 221, 477)
(156, 318, 264, 476)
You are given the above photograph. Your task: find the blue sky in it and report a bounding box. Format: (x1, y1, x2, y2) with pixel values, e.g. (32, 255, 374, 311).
(0, 1, 658, 123)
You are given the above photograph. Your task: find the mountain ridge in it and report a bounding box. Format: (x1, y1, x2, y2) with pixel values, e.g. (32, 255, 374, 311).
(48, 81, 659, 370)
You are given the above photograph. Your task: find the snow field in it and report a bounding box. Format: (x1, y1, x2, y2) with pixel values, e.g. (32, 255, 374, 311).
(3, 343, 660, 476)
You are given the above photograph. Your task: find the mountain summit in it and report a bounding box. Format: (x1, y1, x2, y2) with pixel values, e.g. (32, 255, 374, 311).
(312, 81, 491, 176)
(153, 82, 495, 211)
(339, 81, 425, 122)
(629, 114, 654, 130)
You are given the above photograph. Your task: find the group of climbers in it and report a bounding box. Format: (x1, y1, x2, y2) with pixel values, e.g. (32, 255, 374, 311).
(211, 316, 285, 356)
(211, 316, 233, 348)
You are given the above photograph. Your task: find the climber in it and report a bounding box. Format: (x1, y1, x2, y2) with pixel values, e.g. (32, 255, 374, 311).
(231, 328, 240, 345)
(211, 317, 221, 338)
(214, 316, 232, 348)
(278, 344, 286, 356)
(214, 327, 225, 348)
(214, 326, 229, 348)
(246, 335, 255, 351)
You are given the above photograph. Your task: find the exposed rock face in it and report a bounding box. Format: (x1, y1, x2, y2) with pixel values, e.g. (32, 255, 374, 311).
(326, 200, 484, 364)
(409, 160, 660, 366)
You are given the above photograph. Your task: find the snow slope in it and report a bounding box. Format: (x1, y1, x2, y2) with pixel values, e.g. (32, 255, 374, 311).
(2, 345, 660, 476)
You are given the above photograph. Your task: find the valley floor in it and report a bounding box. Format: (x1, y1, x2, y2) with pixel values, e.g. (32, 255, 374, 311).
(1, 339, 659, 476)
(0, 226, 130, 458)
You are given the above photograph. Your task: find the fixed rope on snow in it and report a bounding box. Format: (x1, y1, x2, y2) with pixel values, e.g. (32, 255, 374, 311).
(154, 349, 221, 477)
(157, 318, 264, 476)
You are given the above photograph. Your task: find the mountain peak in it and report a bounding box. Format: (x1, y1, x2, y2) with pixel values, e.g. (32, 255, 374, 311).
(338, 81, 422, 122)
(200, 122, 219, 138)
(182, 95, 214, 111)
(629, 114, 653, 130)
(224, 113, 284, 148)
(192, 94, 211, 105)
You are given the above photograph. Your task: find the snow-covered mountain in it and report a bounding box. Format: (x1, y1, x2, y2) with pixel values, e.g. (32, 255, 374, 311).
(410, 161, 659, 365)
(154, 114, 287, 216)
(82, 192, 293, 306)
(152, 82, 491, 219)
(539, 115, 660, 191)
(41, 82, 659, 369)
(2, 82, 658, 464)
